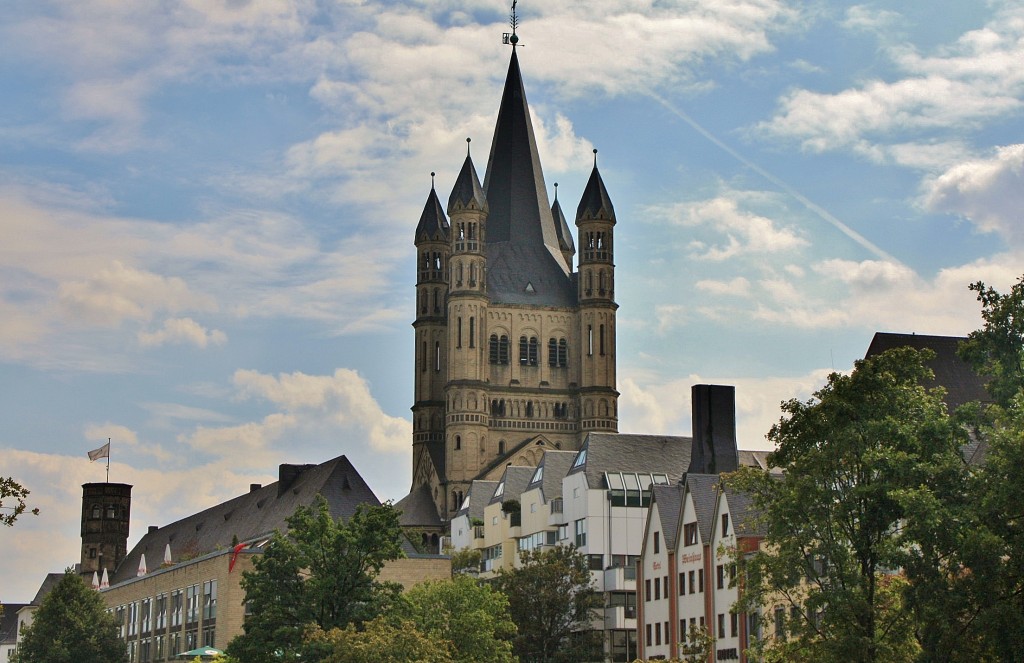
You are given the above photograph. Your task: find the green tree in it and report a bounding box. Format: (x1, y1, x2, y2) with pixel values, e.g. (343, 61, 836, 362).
(12, 571, 126, 663)
(494, 545, 602, 663)
(959, 276, 1024, 408)
(0, 476, 38, 526)
(399, 574, 516, 662)
(732, 347, 964, 663)
(225, 496, 404, 663)
(304, 618, 451, 663)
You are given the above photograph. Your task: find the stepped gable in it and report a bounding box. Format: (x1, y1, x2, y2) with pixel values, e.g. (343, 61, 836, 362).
(482, 50, 575, 307)
(112, 455, 382, 584)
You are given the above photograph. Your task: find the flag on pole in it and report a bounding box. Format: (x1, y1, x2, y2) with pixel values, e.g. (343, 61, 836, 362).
(88, 442, 110, 461)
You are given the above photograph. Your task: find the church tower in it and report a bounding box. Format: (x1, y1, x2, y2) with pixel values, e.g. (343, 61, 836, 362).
(402, 39, 620, 524)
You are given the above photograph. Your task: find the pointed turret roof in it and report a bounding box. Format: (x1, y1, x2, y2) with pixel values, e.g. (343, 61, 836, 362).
(415, 185, 449, 242)
(482, 50, 576, 307)
(448, 153, 487, 214)
(576, 164, 616, 223)
(551, 192, 575, 256)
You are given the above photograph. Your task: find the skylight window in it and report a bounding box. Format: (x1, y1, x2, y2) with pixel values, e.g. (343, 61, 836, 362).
(494, 481, 505, 498)
(530, 465, 543, 484)
(571, 447, 587, 469)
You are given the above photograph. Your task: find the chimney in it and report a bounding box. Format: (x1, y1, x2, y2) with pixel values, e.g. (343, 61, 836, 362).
(689, 384, 739, 475)
(249, 483, 262, 493)
(148, 525, 158, 534)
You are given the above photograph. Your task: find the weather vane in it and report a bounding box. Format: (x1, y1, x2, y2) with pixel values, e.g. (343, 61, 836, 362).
(502, 1, 520, 47)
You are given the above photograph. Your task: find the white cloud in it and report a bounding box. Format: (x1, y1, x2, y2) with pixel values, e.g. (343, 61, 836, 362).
(696, 277, 752, 297)
(923, 144, 1024, 245)
(137, 317, 227, 349)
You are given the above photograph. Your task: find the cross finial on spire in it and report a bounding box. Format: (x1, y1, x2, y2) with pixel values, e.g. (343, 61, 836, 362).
(593, 148, 598, 168)
(466, 137, 472, 157)
(503, 0, 520, 47)
(554, 182, 558, 201)
(431, 171, 436, 189)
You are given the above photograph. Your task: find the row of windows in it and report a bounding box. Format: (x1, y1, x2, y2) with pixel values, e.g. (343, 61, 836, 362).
(89, 503, 125, 519)
(489, 335, 570, 367)
(644, 569, 705, 602)
(115, 581, 216, 642)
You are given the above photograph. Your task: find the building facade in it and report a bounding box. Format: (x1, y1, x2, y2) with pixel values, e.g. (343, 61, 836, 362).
(406, 45, 621, 526)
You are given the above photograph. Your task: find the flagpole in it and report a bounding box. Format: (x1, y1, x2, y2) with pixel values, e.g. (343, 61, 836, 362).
(106, 437, 111, 483)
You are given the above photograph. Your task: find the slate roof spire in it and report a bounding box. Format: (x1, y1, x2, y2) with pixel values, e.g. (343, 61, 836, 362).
(448, 138, 487, 214)
(551, 182, 575, 257)
(415, 174, 450, 242)
(482, 49, 568, 273)
(576, 150, 616, 223)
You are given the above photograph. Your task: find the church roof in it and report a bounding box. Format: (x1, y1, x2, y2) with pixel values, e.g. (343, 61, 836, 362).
(864, 332, 989, 411)
(394, 482, 443, 529)
(551, 195, 576, 256)
(415, 186, 449, 243)
(448, 153, 487, 214)
(576, 164, 616, 223)
(482, 50, 575, 306)
(111, 455, 383, 584)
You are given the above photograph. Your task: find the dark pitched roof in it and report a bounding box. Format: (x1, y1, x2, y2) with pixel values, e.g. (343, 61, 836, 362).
(394, 483, 442, 529)
(448, 154, 487, 214)
(28, 573, 63, 606)
(864, 332, 989, 411)
(112, 455, 380, 584)
(456, 480, 498, 521)
(0, 604, 27, 644)
(551, 196, 575, 256)
(527, 450, 577, 501)
(489, 466, 536, 505)
(738, 450, 774, 473)
(569, 433, 692, 489)
(721, 483, 765, 537)
(415, 186, 450, 242)
(482, 50, 574, 306)
(576, 165, 616, 223)
(651, 484, 684, 547)
(685, 474, 721, 545)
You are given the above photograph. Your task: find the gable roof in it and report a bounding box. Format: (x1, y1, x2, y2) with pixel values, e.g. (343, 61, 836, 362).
(719, 483, 765, 538)
(394, 482, 442, 529)
(112, 455, 380, 584)
(865, 332, 989, 411)
(0, 603, 27, 644)
(684, 474, 721, 545)
(489, 466, 536, 505)
(526, 450, 577, 501)
(568, 433, 692, 489)
(456, 480, 499, 521)
(651, 484, 684, 547)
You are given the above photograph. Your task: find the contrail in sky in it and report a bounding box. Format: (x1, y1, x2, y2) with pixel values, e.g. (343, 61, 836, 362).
(644, 90, 903, 267)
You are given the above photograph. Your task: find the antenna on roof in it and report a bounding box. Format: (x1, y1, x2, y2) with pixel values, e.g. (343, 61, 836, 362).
(502, 0, 520, 47)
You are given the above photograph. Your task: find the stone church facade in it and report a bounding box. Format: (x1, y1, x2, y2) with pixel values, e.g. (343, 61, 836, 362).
(401, 49, 620, 527)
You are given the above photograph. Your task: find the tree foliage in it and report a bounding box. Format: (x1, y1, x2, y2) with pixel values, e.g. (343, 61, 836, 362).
(225, 496, 404, 663)
(12, 571, 126, 663)
(304, 618, 451, 663)
(494, 545, 602, 663)
(732, 347, 963, 663)
(1, 476, 38, 526)
(398, 574, 516, 662)
(959, 276, 1024, 408)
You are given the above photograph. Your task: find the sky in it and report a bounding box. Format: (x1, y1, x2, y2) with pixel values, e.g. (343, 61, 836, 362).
(2, 0, 1022, 602)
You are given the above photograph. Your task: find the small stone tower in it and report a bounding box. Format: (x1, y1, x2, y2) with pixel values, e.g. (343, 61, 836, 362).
(80, 482, 132, 578)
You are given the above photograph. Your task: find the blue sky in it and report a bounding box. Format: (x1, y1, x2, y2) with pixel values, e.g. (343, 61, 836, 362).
(2, 0, 1022, 601)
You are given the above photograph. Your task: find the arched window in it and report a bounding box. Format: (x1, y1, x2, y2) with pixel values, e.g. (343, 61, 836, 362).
(498, 440, 506, 455)
(420, 290, 427, 314)
(558, 339, 568, 367)
(519, 336, 529, 365)
(489, 334, 500, 364)
(421, 341, 427, 372)
(457, 317, 462, 348)
(526, 402, 533, 418)
(469, 317, 475, 348)
(435, 341, 441, 371)
(469, 263, 477, 286)
(91, 504, 101, 519)
(599, 324, 605, 356)
(528, 337, 538, 365)
(587, 325, 594, 356)
(548, 338, 558, 366)
(499, 336, 509, 364)
(433, 288, 440, 313)
(106, 505, 116, 519)
(455, 435, 461, 450)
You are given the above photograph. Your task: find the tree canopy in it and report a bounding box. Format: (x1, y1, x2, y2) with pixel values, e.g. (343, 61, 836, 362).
(732, 346, 964, 663)
(398, 574, 516, 662)
(13, 571, 126, 663)
(225, 496, 404, 663)
(494, 545, 601, 663)
(1, 476, 38, 527)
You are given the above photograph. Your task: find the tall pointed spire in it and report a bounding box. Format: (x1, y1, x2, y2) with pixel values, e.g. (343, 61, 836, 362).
(577, 150, 616, 224)
(448, 138, 487, 214)
(415, 174, 450, 242)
